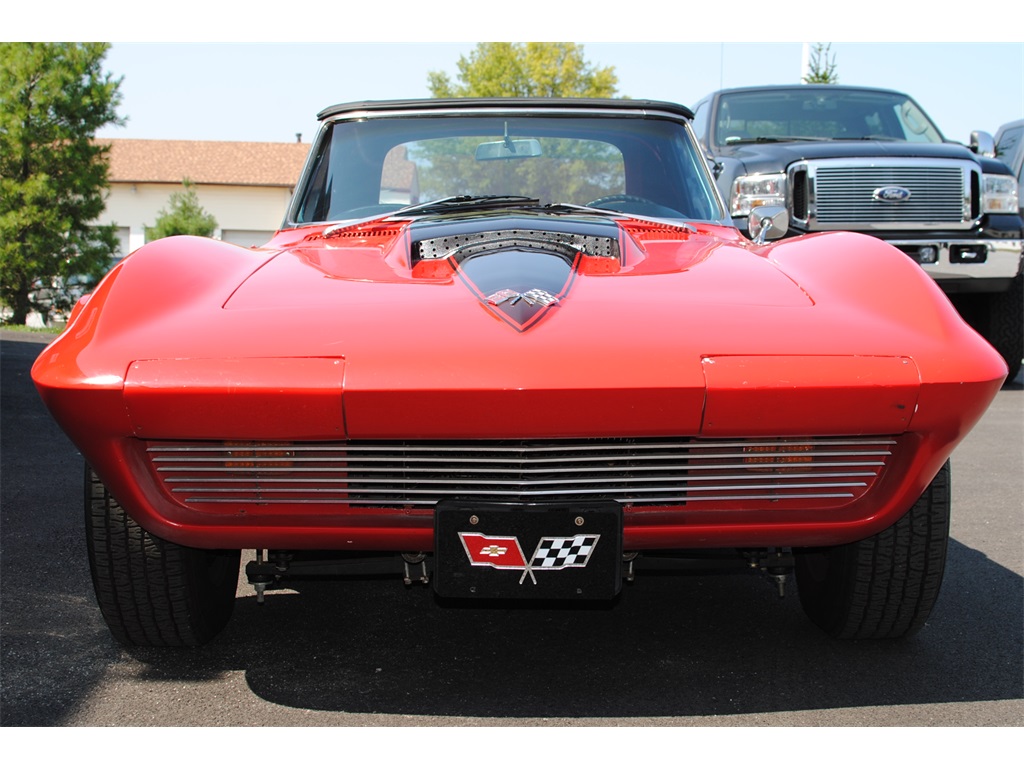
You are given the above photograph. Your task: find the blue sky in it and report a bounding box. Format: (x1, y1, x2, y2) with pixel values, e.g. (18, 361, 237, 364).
(10, 4, 1024, 149)
(90, 42, 1024, 148)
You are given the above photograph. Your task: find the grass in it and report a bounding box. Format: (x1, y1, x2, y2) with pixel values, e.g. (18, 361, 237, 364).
(1, 323, 66, 335)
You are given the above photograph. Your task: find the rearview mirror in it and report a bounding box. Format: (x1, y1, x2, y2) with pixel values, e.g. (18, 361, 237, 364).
(749, 206, 789, 244)
(475, 139, 544, 161)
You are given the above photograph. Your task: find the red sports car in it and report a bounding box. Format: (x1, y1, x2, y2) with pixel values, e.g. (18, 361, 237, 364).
(33, 98, 1008, 646)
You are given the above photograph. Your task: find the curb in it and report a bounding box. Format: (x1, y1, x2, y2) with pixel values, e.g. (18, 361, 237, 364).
(0, 330, 59, 344)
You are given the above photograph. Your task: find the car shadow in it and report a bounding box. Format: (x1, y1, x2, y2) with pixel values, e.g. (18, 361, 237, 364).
(120, 538, 1022, 719)
(2, 336, 1020, 724)
(1003, 365, 1023, 390)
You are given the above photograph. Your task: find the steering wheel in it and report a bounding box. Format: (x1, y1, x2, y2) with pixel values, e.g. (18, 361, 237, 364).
(586, 194, 659, 210)
(336, 204, 404, 218)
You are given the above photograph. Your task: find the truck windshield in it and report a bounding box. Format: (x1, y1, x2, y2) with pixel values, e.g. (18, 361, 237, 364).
(714, 88, 945, 146)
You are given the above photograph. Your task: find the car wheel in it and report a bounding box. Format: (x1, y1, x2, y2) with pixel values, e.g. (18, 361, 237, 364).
(952, 275, 1022, 383)
(989, 273, 1022, 383)
(85, 465, 240, 646)
(794, 461, 950, 640)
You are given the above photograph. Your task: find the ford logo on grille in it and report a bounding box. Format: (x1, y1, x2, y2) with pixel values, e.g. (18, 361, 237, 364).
(872, 186, 913, 202)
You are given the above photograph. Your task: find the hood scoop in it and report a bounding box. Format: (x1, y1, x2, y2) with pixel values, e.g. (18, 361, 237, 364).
(415, 227, 619, 262)
(455, 243, 578, 332)
(410, 220, 621, 332)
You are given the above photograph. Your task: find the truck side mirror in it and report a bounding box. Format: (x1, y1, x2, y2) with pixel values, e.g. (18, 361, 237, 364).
(969, 130, 996, 158)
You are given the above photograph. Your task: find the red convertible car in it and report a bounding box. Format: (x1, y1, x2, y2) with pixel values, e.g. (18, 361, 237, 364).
(33, 98, 1007, 646)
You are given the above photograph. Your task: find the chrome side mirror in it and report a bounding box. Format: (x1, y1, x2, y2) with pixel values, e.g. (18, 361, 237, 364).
(969, 130, 996, 158)
(749, 206, 789, 244)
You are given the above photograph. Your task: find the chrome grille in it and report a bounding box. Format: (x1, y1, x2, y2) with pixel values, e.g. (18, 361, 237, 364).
(415, 229, 619, 261)
(147, 437, 896, 510)
(797, 159, 973, 230)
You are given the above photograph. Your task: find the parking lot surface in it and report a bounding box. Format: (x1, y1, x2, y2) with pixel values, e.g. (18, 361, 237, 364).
(2, 332, 1021, 727)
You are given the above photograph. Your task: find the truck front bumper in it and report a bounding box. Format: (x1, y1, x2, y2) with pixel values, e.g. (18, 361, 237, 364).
(887, 237, 1022, 291)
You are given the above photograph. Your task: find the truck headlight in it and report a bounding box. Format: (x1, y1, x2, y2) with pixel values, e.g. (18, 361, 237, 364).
(730, 173, 786, 217)
(982, 174, 1019, 214)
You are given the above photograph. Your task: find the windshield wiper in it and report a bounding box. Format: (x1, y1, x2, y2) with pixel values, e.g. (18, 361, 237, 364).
(542, 202, 697, 231)
(318, 196, 539, 238)
(390, 195, 541, 216)
(852, 134, 904, 141)
(726, 134, 908, 145)
(725, 135, 830, 144)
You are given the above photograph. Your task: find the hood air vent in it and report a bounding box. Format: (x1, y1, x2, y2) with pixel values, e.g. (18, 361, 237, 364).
(415, 228, 619, 261)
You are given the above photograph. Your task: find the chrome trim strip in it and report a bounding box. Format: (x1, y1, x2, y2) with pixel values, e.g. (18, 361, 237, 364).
(148, 437, 895, 509)
(147, 438, 895, 453)
(181, 494, 858, 504)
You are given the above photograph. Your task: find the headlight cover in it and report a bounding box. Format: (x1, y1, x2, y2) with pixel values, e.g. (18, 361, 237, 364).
(982, 174, 1019, 214)
(730, 173, 786, 217)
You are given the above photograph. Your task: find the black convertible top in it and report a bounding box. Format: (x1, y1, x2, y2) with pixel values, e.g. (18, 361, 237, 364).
(317, 98, 695, 122)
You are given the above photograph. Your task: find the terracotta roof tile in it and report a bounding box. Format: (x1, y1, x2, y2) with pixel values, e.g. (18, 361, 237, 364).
(102, 138, 310, 187)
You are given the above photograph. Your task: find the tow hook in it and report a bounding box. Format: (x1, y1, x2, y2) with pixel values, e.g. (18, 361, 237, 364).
(622, 552, 639, 583)
(748, 549, 794, 599)
(246, 549, 292, 605)
(402, 552, 429, 586)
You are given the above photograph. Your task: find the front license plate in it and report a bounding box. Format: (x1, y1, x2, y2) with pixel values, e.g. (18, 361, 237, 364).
(433, 500, 623, 600)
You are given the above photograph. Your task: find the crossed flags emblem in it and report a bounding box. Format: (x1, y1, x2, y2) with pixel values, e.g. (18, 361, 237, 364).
(485, 288, 559, 307)
(458, 532, 600, 585)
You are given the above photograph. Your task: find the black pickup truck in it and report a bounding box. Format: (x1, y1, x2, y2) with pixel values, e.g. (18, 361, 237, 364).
(692, 85, 1023, 381)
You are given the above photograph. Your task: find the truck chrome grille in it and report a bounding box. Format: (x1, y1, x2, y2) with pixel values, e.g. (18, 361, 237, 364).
(146, 437, 896, 511)
(795, 159, 974, 230)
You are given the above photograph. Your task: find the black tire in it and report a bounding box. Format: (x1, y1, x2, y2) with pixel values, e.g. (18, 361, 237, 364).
(951, 274, 1023, 383)
(988, 273, 1023, 383)
(794, 461, 950, 640)
(85, 465, 240, 646)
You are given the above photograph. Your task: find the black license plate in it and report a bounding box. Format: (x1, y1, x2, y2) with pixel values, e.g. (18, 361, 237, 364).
(433, 500, 623, 600)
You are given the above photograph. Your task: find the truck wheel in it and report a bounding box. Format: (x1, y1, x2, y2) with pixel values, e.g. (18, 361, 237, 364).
(988, 273, 1022, 383)
(794, 461, 950, 640)
(85, 466, 239, 646)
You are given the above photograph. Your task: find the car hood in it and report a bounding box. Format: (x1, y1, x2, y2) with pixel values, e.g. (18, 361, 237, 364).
(714, 139, 980, 171)
(37, 210, 1004, 443)
(205, 212, 824, 438)
(227, 212, 811, 318)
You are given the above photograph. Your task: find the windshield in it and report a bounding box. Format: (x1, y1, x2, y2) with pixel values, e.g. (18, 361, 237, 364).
(290, 113, 723, 224)
(713, 89, 945, 146)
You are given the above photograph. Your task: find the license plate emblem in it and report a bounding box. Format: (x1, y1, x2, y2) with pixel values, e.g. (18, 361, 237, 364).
(434, 500, 622, 600)
(459, 531, 602, 584)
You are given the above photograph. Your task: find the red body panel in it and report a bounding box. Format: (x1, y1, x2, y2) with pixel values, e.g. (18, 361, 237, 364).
(33, 218, 1007, 553)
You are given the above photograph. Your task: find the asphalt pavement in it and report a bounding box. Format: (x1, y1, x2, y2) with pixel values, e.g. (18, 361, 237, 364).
(1, 331, 1021, 729)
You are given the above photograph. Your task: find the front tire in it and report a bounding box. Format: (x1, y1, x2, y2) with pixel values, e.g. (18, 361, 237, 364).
(988, 273, 1023, 383)
(85, 466, 240, 646)
(794, 461, 951, 640)
(951, 275, 1023, 383)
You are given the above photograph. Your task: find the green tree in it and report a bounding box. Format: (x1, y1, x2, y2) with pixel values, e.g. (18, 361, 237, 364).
(428, 42, 618, 98)
(419, 43, 622, 205)
(145, 179, 217, 241)
(0, 42, 124, 325)
(803, 43, 839, 84)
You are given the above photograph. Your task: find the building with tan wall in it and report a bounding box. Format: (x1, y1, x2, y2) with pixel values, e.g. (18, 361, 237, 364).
(98, 139, 310, 257)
